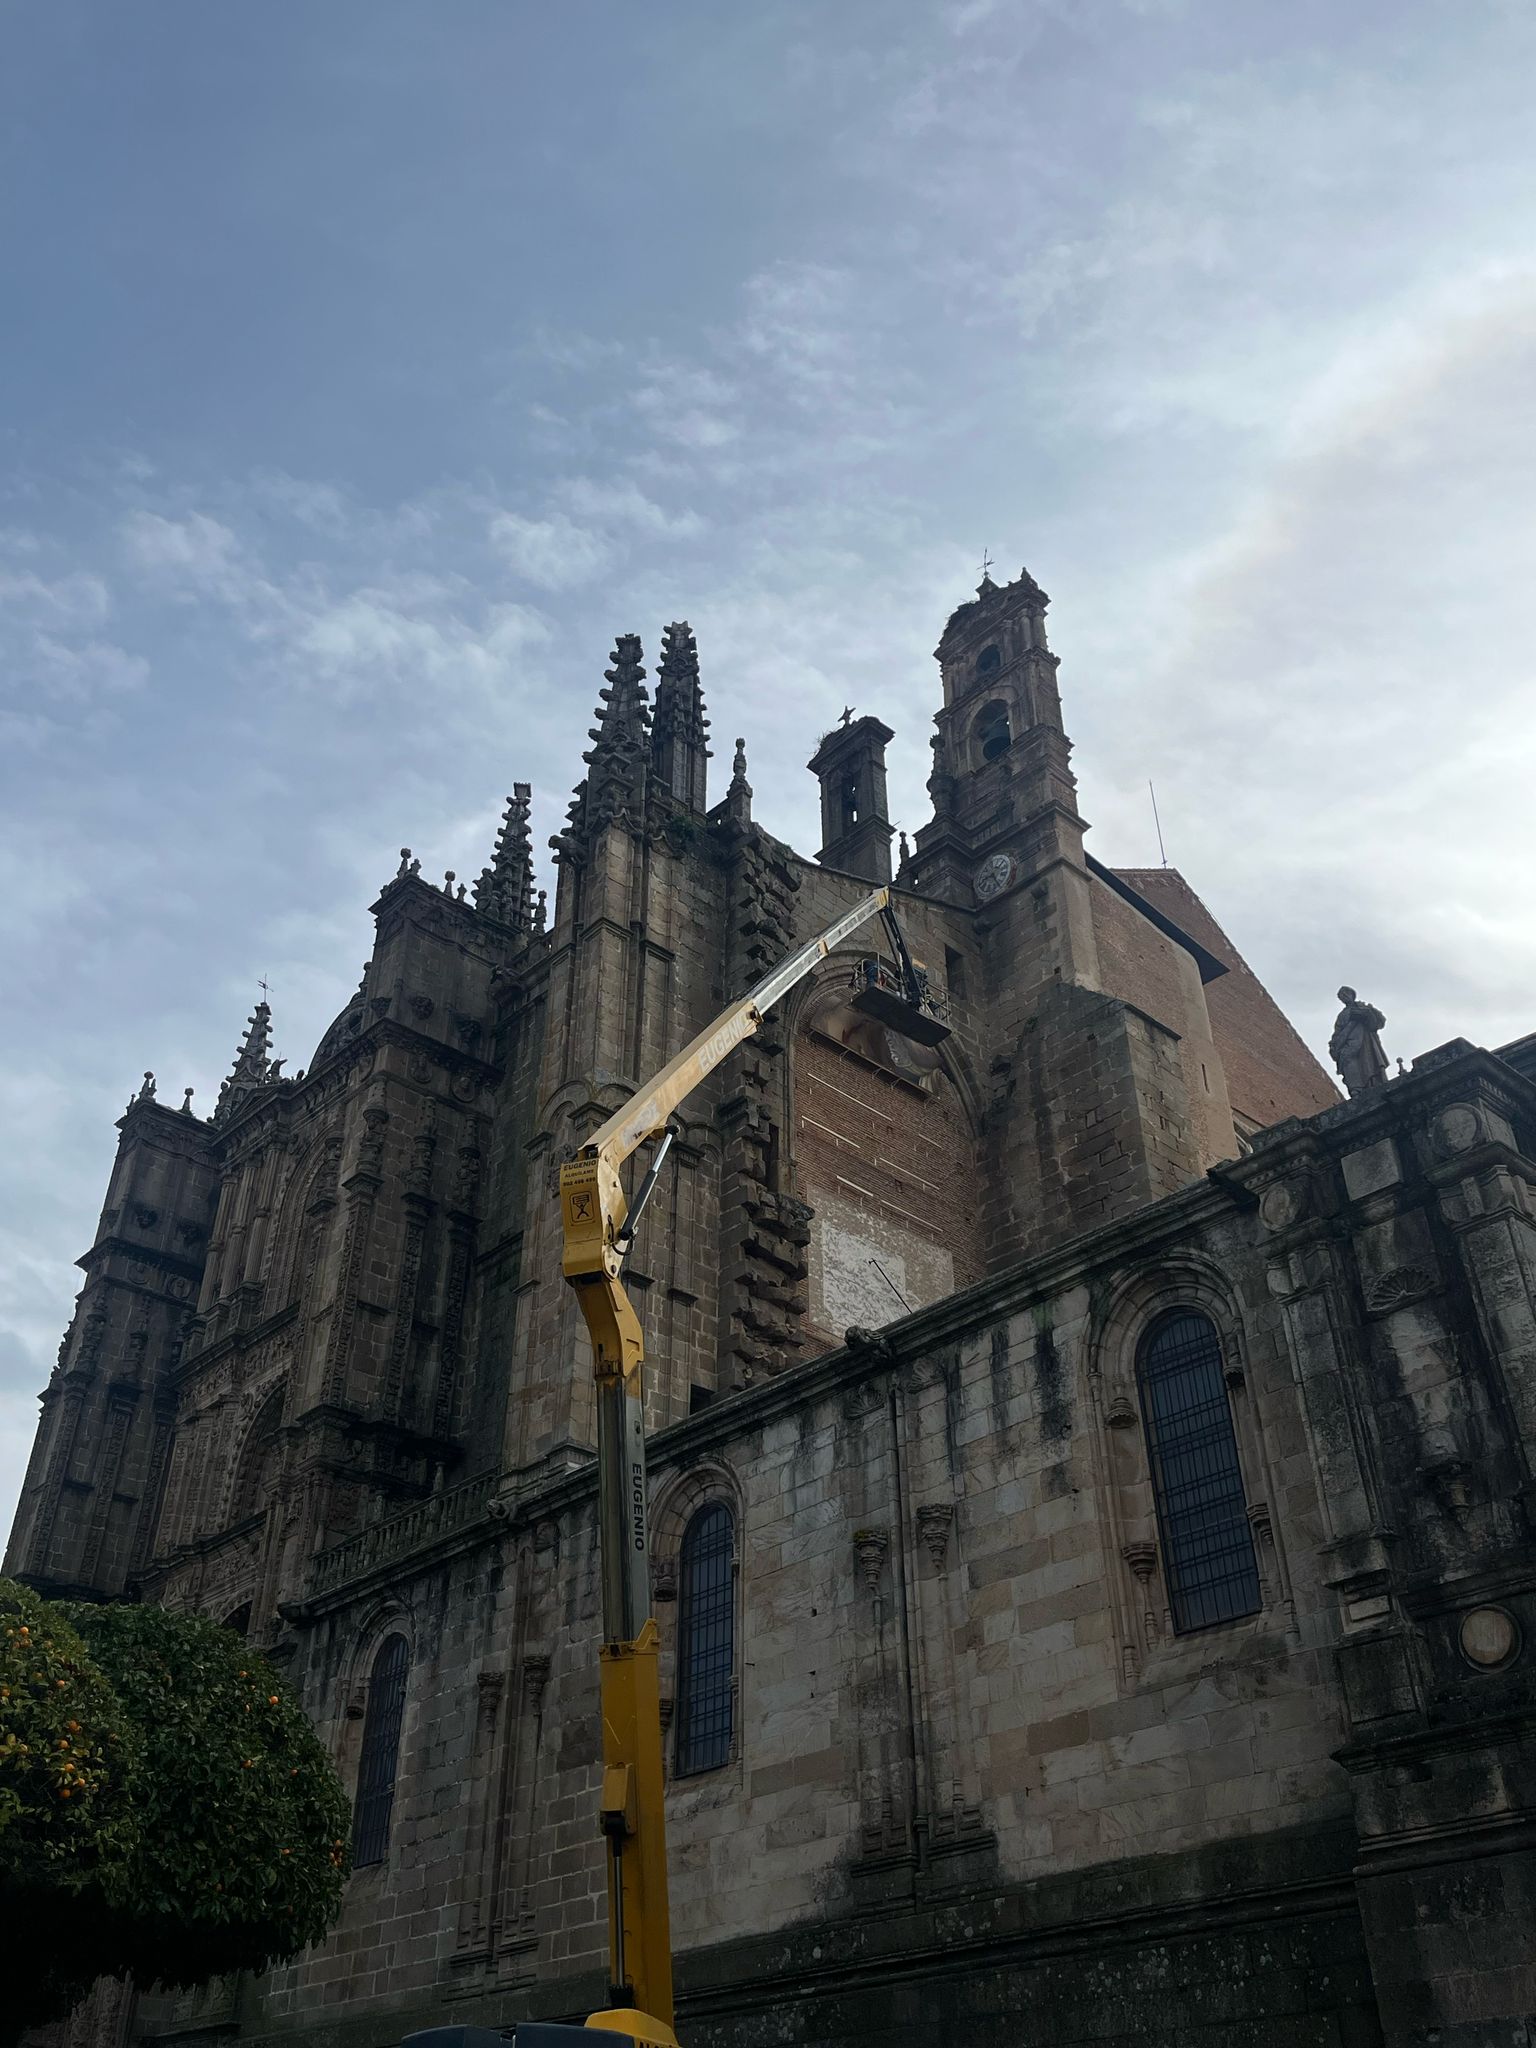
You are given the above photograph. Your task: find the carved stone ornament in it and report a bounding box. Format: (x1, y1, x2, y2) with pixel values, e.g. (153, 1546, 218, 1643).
(1258, 1180, 1303, 1234)
(357, 1101, 389, 1178)
(521, 1653, 552, 1704)
(1364, 1265, 1438, 1315)
(841, 1379, 884, 1421)
(652, 1556, 678, 1602)
(853, 1527, 889, 1591)
(1459, 1605, 1519, 1670)
(915, 1501, 954, 1567)
(1103, 1394, 1137, 1429)
(1121, 1540, 1158, 1582)
(1432, 1104, 1483, 1158)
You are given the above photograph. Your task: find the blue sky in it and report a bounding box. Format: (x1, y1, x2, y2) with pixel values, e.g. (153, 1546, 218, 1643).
(5, 0, 1536, 1530)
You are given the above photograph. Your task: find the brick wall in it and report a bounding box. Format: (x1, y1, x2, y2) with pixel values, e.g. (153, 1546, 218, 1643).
(795, 1025, 983, 1348)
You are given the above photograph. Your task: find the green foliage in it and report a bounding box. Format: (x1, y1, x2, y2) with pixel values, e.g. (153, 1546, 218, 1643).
(0, 1579, 142, 1890)
(0, 1580, 143, 2037)
(69, 1602, 352, 1988)
(0, 1583, 350, 2035)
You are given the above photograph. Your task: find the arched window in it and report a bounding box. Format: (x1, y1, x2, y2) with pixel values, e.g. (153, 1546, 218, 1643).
(673, 1503, 734, 1776)
(1137, 1312, 1261, 1633)
(975, 644, 1001, 677)
(974, 700, 1011, 763)
(352, 1633, 409, 1866)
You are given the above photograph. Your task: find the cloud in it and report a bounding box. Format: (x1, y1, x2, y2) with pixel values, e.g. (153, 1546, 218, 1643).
(122, 507, 243, 585)
(1084, 270, 1536, 1056)
(0, 566, 111, 623)
(487, 509, 613, 589)
(555, 476, 702, 539)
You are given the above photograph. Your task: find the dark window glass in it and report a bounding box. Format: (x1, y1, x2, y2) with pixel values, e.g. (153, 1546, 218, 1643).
(352, 1633, 409, 1866)
(674, 1503, 734, 1776)
(1137, 1312, 1262, 1633)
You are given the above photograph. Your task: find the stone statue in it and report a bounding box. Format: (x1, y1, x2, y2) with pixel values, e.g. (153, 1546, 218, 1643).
(1329, 986, 1388, 1097)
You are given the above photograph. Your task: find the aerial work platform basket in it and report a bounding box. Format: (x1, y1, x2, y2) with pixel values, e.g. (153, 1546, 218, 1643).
(847, 954, 952, 1046)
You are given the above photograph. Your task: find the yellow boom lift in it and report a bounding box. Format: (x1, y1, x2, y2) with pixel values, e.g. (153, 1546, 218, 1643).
(557, 885, 948, 2047)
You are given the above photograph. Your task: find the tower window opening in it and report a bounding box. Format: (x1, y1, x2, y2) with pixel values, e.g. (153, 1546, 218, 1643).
(975, 700, 1012, 763)
(976, 644, 1001, 677)
(839, 773, 860, 830)
(944, 946, 968, 1001)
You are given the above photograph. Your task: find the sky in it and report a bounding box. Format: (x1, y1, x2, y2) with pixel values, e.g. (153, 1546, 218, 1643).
(3, 0, 1535, 1533)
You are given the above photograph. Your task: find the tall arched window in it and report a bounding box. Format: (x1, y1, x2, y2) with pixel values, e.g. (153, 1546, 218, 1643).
(673, 1503, 734, 1777)
(352, 1633, 409, 1866)
(1137, 1312, 1261, 1633)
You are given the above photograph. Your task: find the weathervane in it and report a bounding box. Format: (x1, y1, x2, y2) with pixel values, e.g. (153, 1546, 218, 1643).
(839, 705, 855, 727)
(979, 548, 993, 583)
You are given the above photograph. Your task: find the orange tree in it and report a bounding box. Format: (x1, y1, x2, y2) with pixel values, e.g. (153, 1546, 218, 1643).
(1, 1582, 351, 2035)
(0, 1579, 141, 2039)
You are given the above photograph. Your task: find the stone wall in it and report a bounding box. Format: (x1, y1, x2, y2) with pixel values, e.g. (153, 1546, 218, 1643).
(196, 1040, 1536, 2048)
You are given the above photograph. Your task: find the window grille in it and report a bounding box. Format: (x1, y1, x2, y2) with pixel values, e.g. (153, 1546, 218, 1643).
(1137, 1312, 1261, 1633)
(673, 1502, 734, 1776)
(352, 1633, 409, 1866)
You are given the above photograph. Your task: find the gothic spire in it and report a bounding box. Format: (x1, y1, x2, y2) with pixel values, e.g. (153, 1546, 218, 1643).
(554, 633, 651, 860)
(215, 998, 274, 1124)
(474, 781, 536, 933)
(650, 620, 710, 812)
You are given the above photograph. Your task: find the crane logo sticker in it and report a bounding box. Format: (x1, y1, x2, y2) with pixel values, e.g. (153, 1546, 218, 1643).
(570, 1190, 594, 1222)
(631, 1460, 647, 1551)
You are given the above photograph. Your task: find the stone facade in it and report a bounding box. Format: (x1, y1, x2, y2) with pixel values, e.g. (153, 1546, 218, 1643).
(10, 569, 1535, 2048)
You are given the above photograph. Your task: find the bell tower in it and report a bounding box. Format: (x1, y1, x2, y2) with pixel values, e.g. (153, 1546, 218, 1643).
(904, 565, 1088, 915)
(807, 714, 895, 884)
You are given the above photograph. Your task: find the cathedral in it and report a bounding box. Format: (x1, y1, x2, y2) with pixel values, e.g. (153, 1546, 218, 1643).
(10, 567, 1536, 2048)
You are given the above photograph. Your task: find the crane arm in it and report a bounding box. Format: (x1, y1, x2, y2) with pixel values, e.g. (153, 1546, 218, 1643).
(556, 882, 907, 2046)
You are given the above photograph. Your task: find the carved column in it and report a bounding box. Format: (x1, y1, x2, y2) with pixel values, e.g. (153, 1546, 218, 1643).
(1243, 1147, 1393, 1623)
(385, 1108, 437, 1425)
(453, 1667, 507, 1961)
(433, 1136, 482, 1440)
(496, 1650, 553, 1966)
(322, 1094, 388, 1406)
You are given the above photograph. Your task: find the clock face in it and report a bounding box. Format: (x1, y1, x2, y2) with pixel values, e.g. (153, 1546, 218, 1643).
(973, 852, 1015, 904)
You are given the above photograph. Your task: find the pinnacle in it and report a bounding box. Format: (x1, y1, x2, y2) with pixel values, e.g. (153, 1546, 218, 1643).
(214, 996, 280, 1125)
(652, 620, 711, 811)
(474, 781, 537, 933)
